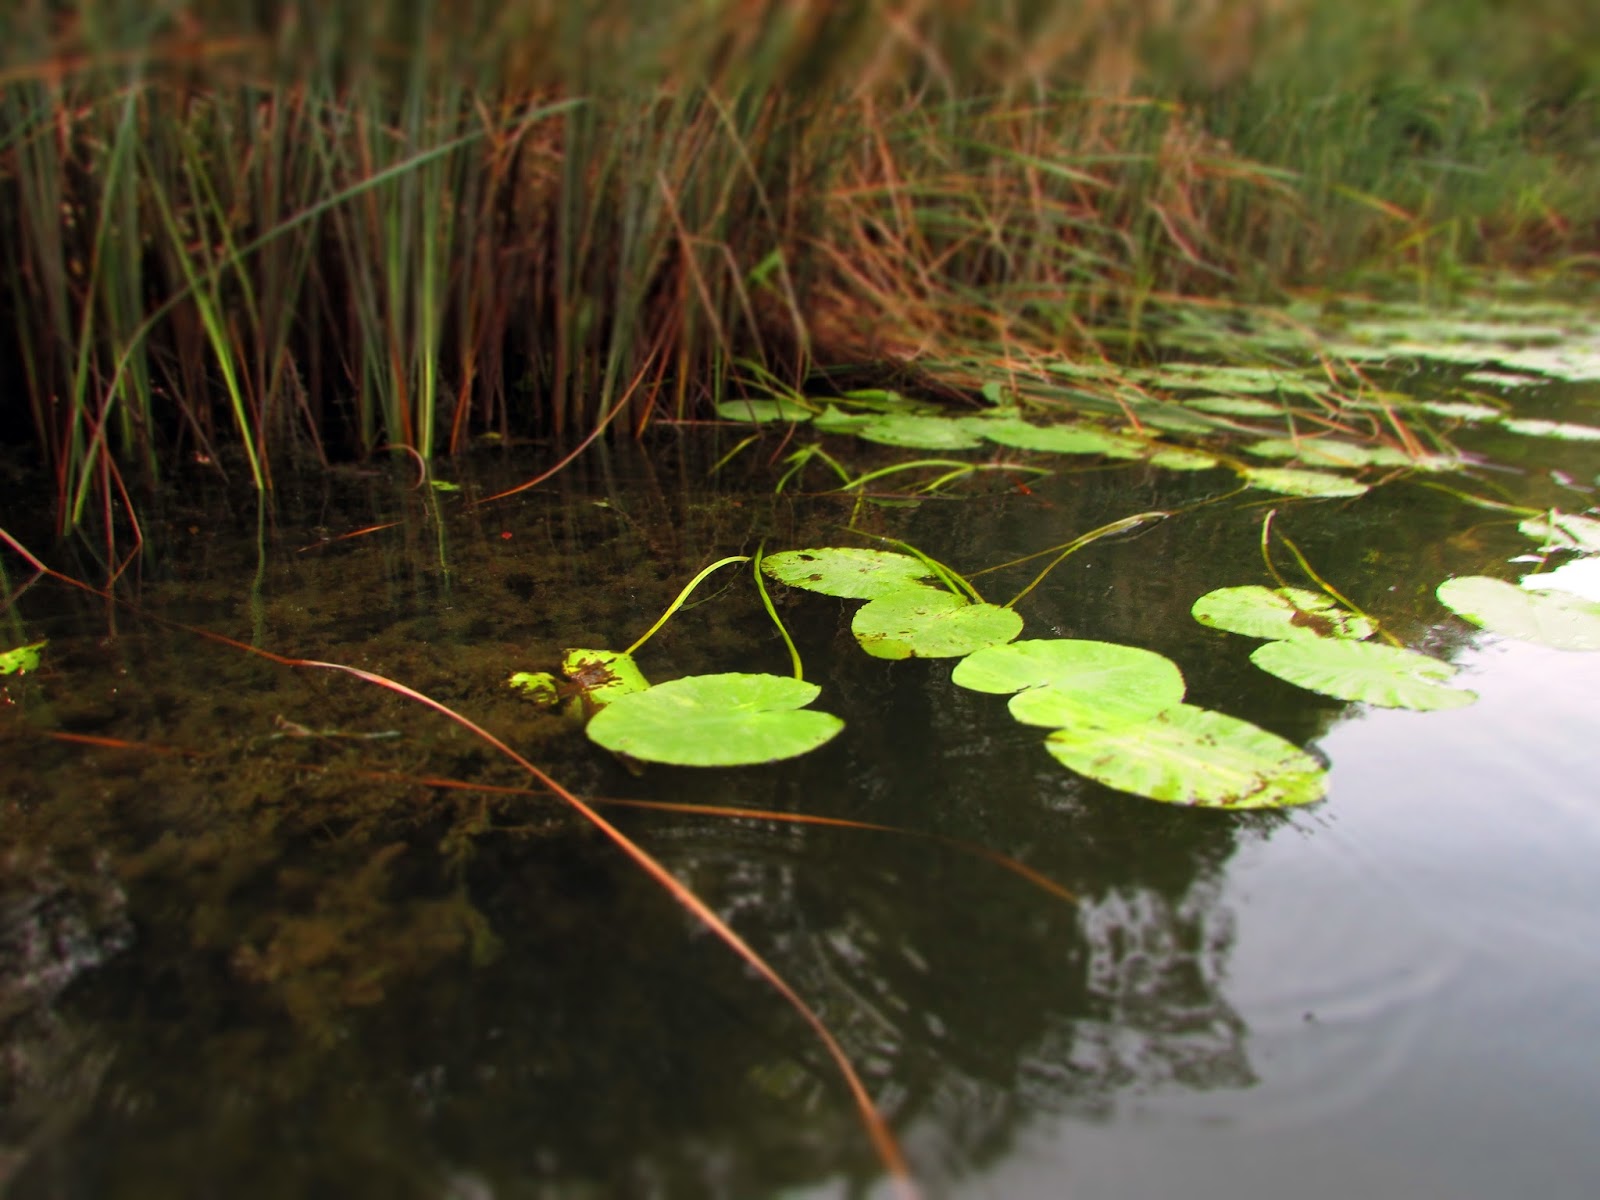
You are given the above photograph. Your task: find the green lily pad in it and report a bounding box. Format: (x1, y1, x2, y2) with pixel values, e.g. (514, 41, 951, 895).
(963, 417, 1130, 455)
(1500, 418, 1600, 442)
(1249, 639, 1476, 709)
(856, 415, 984, 450)
(1192, 586, 1376, 642)
(1243, 438, 1413, 469)
(585, 673, 844, 766)
(1147, 445, 1220, 471)
(1420, 399, 1504, 422)
(1043, 703, 1326, 808)
(561, 648, 650, 711)
(1437, 575, 1600, 651)
(951, 638, 1185, 727)
(1519, 512, 1600, 554)
(811, 405, 875, 433)
(715, 398, 815, 424)
(0, 640, 45, 675)
(761, 548, 938, 599)
(1239, 466, 1370, 498)
(1183, 395, 1285, 417)
(1142, 363, 1321, 396)
(852, 589, 1023, 659)
(507, 670, 560, 706)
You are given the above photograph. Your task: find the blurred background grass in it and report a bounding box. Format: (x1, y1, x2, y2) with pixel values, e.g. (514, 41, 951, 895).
(2, 0, 1596, 533)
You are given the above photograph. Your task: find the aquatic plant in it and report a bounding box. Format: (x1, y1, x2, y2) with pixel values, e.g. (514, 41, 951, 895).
(4, 0, 1598, 544)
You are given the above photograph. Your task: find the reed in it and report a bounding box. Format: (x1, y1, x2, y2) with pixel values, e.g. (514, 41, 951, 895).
(2, 0, 1596, 536)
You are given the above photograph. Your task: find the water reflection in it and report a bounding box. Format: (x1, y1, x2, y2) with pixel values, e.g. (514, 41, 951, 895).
(2, 404, 1598, 1197)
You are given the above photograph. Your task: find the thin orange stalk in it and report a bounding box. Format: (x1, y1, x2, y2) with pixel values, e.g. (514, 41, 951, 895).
(0, 525, 915, 1196)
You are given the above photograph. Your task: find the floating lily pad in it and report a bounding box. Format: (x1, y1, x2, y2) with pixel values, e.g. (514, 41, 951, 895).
(811, 405, 875, 433)
(1500, 418, 1600, 442)
(1420, 399, 1504, 422)
(560, 648, 649, 707)
(715, 398, 814, 424)
(1239, 466, 1370, 498)
(1183, 395, 1285, 417)
(761, 548, 938, 599)
(963, 417, 1130, 455)
(1243, 438, 1413, 469)
(1147, 446, 1220, 471)
(1249, 639, 1476, 709)
(952, 638, 1185, 727)
(856, 415, 984, 450)
(0, 640, 45, 675)
(509, 648, 650, 717)
(507, 670, 560, 706)
(1142, 363, 1321, 395)
(1437, 575, 1600, 651)
(1042, 704, 1326, 808)
(585, 673, 844, 766)
(1519, 512, 1600, 554)
(1192, 586, 1376, 642)
(852, 589, 1023, 659)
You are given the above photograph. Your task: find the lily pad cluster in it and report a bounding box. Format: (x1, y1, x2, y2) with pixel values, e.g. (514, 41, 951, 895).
(760, 547, 1023, 660)
(1192, 585, 1477, 710)
(950, 639, 1326, 808)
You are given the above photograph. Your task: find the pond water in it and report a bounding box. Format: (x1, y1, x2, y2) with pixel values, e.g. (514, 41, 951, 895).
(2, 358, 1599, 1198)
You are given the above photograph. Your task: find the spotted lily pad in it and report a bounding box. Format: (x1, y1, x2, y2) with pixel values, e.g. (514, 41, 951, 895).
(851, 589, 1023, 660)
(1192, 586, 1376, 642)
(1043, 704, 1327, 808)
(761, 548, 938, 599)
(1249, 639, 1476, 709)
(951, 638, 1185, 727)
(1437, 575, 1600, 651)
(586, 673, 844, 766)
(715, 398, 815, 424)
(0, 640, 45, 675)
(1239, 466, 1370, 498)
(510, 648, 650, 717)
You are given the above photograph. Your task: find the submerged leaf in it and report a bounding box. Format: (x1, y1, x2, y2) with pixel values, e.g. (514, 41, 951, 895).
(1437, 575, 1600, 651)
(1239, 466, 1370, 498)
(1249, 639, 1476, 709)
(1192, 586, 1376, 642)
(952, 638, 1185, 727)
(586, 673, 843, 766)
(1043, 704, 1326, 808)
(761, 548, 937, 599)
(852, 589, 1023, 659)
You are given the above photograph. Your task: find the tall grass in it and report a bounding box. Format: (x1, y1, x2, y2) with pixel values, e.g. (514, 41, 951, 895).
(2, 0, 1597, 537)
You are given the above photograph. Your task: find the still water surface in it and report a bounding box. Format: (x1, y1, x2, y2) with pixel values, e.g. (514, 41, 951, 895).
(2, 378, 1598, 1198)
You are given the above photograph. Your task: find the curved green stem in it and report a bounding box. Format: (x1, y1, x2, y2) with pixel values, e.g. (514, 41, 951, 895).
(751, 544, 804, 680)
(626, 556, 751, 656)
(1005, 511, 1169, 610)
